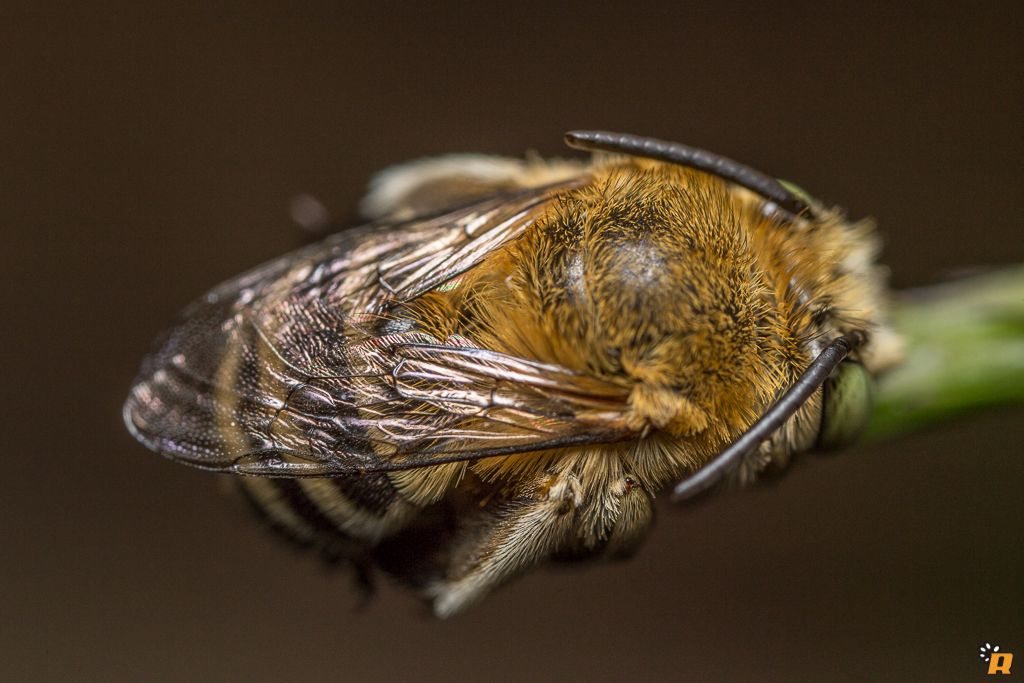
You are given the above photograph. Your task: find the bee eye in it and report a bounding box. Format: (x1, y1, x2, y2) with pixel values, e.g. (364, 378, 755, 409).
(818, 361, 874, 450)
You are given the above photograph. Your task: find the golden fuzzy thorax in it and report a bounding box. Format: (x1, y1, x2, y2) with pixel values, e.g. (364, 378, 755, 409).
(410, 159, 892, 499)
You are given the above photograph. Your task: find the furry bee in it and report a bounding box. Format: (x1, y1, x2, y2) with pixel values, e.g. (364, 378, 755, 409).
(124, 131, 900, 617)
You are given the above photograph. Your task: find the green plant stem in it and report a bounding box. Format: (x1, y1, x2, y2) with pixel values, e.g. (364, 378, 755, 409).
(866, 265, 1024, 441)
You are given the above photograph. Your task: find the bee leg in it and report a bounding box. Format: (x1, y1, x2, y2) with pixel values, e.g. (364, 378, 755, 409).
(427, 471, 583, 618)
(317, 540, 377, 606)
(359, 152, 586, 220)
(348, 557, 378, 612)
(552, 474, 655, 563)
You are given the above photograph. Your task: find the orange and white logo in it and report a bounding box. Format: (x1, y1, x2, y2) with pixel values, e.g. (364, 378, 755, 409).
(980, 643, 1014, 675)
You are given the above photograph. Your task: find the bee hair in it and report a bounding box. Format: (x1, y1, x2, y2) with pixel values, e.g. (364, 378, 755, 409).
(671, 332, 865, 501)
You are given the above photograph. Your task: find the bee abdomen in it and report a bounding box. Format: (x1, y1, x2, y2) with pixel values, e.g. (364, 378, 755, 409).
(238, 474, 417, 550)
(236, 476, 352, 548)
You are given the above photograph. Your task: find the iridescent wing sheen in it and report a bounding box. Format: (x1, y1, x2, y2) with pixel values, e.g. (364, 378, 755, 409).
(124, 180, 637, 476)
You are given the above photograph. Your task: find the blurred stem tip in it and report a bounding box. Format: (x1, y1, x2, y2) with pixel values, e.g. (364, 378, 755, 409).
(866, 265, 1024, 441)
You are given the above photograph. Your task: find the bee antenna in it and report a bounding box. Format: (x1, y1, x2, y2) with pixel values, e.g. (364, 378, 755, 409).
(670, 332, 865, 502)
(564, 130, 811, 218)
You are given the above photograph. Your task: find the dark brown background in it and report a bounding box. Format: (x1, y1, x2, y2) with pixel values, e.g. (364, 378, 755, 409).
(3, 3, 1022, 681)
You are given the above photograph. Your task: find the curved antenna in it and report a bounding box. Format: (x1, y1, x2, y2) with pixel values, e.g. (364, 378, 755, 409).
(671, 332, 865, 502)
(564, 130, 811, 218)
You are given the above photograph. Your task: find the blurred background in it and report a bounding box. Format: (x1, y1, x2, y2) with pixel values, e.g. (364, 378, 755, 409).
(3, 3, 1022, 681)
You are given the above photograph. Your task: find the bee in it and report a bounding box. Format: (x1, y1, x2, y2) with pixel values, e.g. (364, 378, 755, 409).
(124, 131, 901, 617)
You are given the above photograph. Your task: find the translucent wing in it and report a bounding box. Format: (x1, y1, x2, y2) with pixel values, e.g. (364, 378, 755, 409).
(124, 180, 637, 476)
(375, 181, 578, 300)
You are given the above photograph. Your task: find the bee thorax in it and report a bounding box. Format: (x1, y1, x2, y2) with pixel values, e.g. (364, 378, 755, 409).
(492, 163, 766, 420)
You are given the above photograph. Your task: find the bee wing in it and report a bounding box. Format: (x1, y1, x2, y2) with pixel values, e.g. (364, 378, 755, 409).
(125, 179, 635, 476)
(375, 179, 584, 300)
(380, 343, 634, 466)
